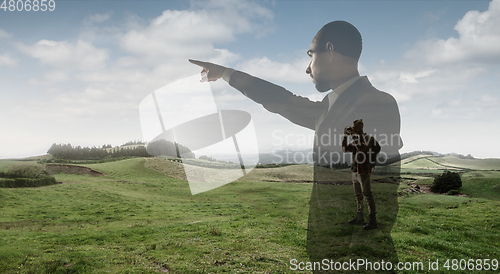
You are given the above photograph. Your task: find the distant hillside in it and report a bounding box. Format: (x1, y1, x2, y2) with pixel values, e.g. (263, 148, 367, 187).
(399, 151, 437, 160)
(2, 154, 53, 161)
(399, 151, 475, 160)
(394, 153, 500, 173)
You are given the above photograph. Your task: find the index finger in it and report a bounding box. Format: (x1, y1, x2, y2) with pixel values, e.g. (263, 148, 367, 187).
(188, 59, 206, 67)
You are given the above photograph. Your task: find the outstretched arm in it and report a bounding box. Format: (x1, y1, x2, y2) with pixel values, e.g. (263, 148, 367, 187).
(189, 59, 325, 130)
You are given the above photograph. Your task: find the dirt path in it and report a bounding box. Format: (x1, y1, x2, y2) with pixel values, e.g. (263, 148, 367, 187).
(45, 164, 106, 177)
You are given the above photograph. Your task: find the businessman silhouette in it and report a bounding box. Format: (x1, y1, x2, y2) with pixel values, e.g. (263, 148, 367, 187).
(190, 20, 402, 272)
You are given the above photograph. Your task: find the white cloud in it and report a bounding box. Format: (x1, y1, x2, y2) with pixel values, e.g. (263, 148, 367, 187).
(481, 94, 499, 106)
(17, 39, 109, 71)
(28, 70, 70, 84)
(0, 54, 18, 67)
(0, 29, 12, 39)
(67, 0, 274, 106)
(84, 12, 112, 25)
(44, 70, 70, 82)
(367, 1, 500, 104)
(305, 93, 326, 102)
(79, 12, 122, 42)
(190, 0, 274, 37)
(399, 69, 436, 83)
(49, 0, 275, 110)
(450, 99, 461, 107)
(210, 48, 240, 66)
(238, 56, 310, 84)
(421, 9, 445, 23)
(370, 64, 487, 104)
(431, 108, 442, 117)
(362, 1, 500, 158)
(118, 0, 273, 64)
(405, 0, 500, 65)
(1, 0, 280, 158)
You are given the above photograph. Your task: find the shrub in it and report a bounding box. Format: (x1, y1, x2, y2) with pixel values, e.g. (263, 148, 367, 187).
(2, 164, 49, 179)
(447, 189, 460, 195)
(431, 171, 462, 193)
(0, 164, 58, 188)
(0, 176, 57, 188)
(0, 178, 16, 188)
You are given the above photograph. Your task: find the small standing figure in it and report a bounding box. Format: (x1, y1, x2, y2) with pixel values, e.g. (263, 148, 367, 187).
(343, 119, 381, 230)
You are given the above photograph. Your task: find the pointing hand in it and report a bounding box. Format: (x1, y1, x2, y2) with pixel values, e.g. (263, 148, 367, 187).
(188, 59, 227, 82)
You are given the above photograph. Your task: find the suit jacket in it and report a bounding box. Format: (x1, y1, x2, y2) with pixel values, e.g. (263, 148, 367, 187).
(228, 71, 402, 266)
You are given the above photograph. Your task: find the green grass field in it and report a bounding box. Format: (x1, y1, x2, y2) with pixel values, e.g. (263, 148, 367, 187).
(0, 155, 499, 273)
(0, 161, 37, 172)
(0, 158, 312, 273)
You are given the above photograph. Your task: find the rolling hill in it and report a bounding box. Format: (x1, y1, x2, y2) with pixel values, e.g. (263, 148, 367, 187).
(0, 151, 499, 273)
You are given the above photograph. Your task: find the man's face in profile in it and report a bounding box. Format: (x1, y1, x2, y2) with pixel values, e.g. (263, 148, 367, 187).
(307, 40, 332, 93)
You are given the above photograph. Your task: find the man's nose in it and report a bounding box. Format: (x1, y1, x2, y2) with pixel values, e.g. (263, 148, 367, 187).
(306, 62, 311, 74)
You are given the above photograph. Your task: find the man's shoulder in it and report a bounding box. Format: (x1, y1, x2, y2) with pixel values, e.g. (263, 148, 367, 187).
(347, 77, 396, 103)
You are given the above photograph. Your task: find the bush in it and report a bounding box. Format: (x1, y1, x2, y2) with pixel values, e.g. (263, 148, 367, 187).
(431, 171, 462, 193)
(1, 164, 49, 179)
(0, 164, 58, 188)
(0, 176, 57, 188)
(447, 189, 460, 195)
(0, 178, 16, 188)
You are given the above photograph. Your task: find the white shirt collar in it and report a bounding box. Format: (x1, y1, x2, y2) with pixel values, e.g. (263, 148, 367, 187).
(328, 76, 364, 110)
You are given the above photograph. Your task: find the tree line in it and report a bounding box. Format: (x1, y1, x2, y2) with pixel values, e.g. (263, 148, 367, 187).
(146, 139, 194, 159)
(47, 140, 195, 160)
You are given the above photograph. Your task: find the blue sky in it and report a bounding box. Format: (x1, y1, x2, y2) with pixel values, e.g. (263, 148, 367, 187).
(1, 0, 499, 159)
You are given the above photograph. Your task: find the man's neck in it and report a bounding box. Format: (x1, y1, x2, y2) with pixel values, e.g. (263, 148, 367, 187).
(330, 71, 360, 91)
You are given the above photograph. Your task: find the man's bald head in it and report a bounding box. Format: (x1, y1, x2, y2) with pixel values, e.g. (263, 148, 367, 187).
(313, 21, 362, 61)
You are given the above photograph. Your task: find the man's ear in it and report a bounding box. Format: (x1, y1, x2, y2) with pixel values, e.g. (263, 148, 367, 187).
(326, 42, 335, 61)
(326, 42, 334, 52)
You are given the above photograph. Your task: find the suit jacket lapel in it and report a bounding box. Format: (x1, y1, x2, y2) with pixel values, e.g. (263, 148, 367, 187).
(318, 77, 371, 130)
